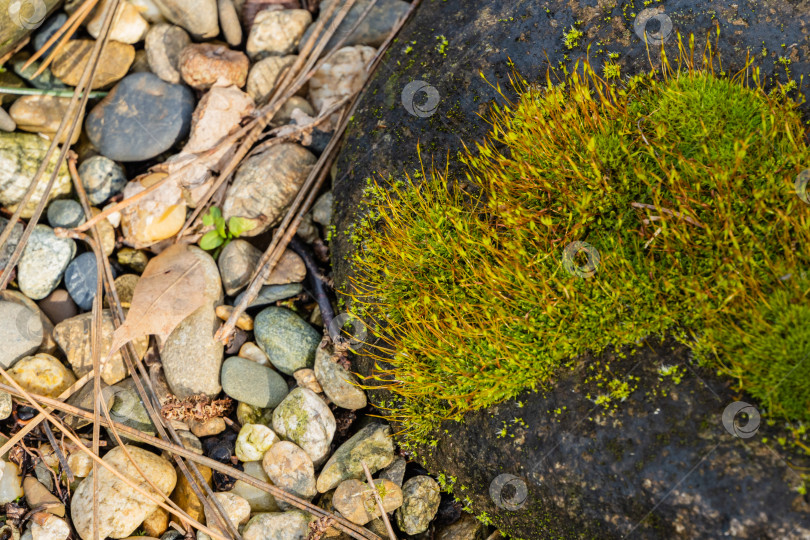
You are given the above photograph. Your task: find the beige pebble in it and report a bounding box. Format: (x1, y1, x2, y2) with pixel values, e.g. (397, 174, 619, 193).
(238, 342, 269, 365)
(189, 416, 226, 437)
(216, 305, 254, 331)
(293, 368, 322, 394)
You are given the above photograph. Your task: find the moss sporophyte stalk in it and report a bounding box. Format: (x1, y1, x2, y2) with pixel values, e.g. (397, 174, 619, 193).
(343, 41, 810, 455)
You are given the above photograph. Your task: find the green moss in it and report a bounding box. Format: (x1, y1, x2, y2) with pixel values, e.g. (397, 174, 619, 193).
(345, 45, 810, 444)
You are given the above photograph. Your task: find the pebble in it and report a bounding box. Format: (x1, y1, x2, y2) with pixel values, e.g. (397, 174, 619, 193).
(175, 430, 203, 455)
(130, 0, 166, 23)
(89, 207, 117, 257)
(246, 9, 312, 60)
(254, 307, 320, 375)
(311, 191, 333, 226)
(23, 477, 65, 516)
(38, 289, 79, 325)
(217, 0, 242, 47)
(235, 423, 279, 462)
(309, 45, 375, 113)
(160, 246, 223, 398)
(215, 305, 253, 331)
(0, 301, 43, 368)
(152, 0, 219, 39)
(316, 423, 394, 493)
(1, 290, 57, 356)
(272, 388, 335, 466)
(46, 200, 85, 229)
(272, 96, 316, 127)
(18, 225, 76, 301)
(9, 95, 78, 144)
(223, 143, 316, 236)
(86, 73, 195, 162)
(378, 456, 406, 487)
(9, 353, 77, 398)
(78, 156, 127, 205)
(67, 452, 93, 478)
(333, 478, 403, 525)
(0, 461, 23, 504)
(203, 492, 251, 537)
(221, 356, 288, 408)
(234, 283, 303, 309)
(142, 507, 169, 537)
(52, 40, 135, 89)
(54, 310, 149, 385)
(117, 248, 149, 273)
(170, 465, 212, 523)
(293, 368, 322, 394)
(262, 441, 317, 505)
(87, 0, 151, 44)
(396, 475, 442, 535)
(218, 240, 305, 295)
(238, 342, 269, 365)
(120, 174, 185, 248)
(12, 60, 68, 91)
(0, 107, 15, 132)
(65, 379, 112, 429)
(145, 24, 191, 84)
(179, 43, 249, 89)
(229, 460, 280, 512)
(189, 417, 226, 438)
(314, 345, 366, 410)
(0, 392, 11, 420)
(301, 0, 409, 51)
(437, 513, 488, 540)
(71, 446, 177, 540)
(246, 55, 297, 104)
(64, 252, 99, 311)
(108, 273, 140, 308)
(236, 402, 273, 426)
(0, 217, 23, 270)
(106, 378, 157, 439)
(0, 132, 72, 219)
(242, 511, 310, 540)
(34, 13, 69, 59)
(31, 514, 70, 540)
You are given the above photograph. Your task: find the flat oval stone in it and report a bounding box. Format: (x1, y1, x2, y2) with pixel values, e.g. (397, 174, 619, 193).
(314, 345, 367, 410)
(234, 283, 303, 309)
(254, 307, 320, 375)
(85, 72, 195, 162)
(18, 225, 76, 301)
(8, 353, 77, 398)
(316, 423, 393, 493)
(78, 155, 127, 205)
(151, 0, 219, 40)
(9, 95, 77, 144)
(262, 441, 317, 505)
(221, 356, 288, 409)
(51, 39, 135, 89)
(64, 252, 99, 311)
(47, 199, 85, 229)
(242, 511, 310, 540)
(0, 301, 43, 369)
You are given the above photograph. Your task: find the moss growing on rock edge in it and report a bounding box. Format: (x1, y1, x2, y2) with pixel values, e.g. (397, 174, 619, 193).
(344, 42, 810, 446)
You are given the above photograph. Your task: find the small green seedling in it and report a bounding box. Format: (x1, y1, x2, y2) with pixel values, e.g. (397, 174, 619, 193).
(198, 207, 255, 256)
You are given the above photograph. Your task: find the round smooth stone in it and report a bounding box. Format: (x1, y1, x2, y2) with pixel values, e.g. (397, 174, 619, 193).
(47, 199, 85, 229)
(64, 252, 100, 311)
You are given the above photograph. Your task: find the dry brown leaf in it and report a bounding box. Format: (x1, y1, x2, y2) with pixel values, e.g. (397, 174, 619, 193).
(108, 244, 206, 356)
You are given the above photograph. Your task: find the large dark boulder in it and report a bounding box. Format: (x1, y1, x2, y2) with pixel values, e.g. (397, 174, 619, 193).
(332, 0, 810, 538)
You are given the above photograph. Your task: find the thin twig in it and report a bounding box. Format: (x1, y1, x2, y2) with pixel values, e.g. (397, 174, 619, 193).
(289, 237, 336, 333)
(631, 201, 705, 228)
(0, 87, 108, 98)
(40, 421, 74, 482)
(361, 461, 397, 540)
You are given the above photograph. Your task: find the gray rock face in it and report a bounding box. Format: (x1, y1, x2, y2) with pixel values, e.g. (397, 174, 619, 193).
(78, 156, 127, 205)
(160, 246, 223, 398)
(152, 0, 219, 39)
(0, 132, 72, 218)
(314, 345, 366, 410)
(0, 301, 43, 369)
(316, 423, 394, 493)
(221, 356, 289, 408)
(254, 307, 320, 375)
(301, 0, 409, 52)
(331, 1, 810, 538)
(272, 388, 335, 466)
(396, 475, 441, 535)
(85, 72, 195, 162)
(222, 143, 316, 237)
(18, 225, 76, 301)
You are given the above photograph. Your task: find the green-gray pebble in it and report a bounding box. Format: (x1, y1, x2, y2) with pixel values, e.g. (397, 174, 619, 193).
(254, 307, 320, 375)
(221, 356, 289, 408)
